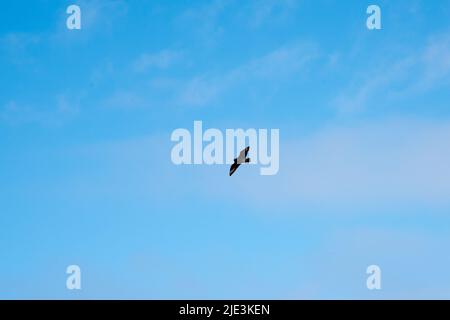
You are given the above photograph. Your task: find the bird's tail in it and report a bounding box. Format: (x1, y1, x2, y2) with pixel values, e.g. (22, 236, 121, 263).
(245, 158, 250, 163)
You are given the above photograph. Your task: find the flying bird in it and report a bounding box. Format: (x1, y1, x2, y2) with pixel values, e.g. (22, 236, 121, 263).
(229, 146, 250, 176)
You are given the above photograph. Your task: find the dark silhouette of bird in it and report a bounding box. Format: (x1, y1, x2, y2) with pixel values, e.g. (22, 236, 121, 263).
(229, 146, 250, 176)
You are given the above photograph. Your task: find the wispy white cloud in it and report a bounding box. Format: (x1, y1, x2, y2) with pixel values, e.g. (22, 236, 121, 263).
(101, 90, 145, 109)
(177, 0, 228, 46)
(79, 0, 128, 30)
(1, 32, 40, 50)
(179, 42, 319, 106)
(195, 118, 450, 211)
(333, 32, 450, 113)
(0, 32, 41, 65)
(243, 0, 298, 28)
(1, 94, 79, 126)
(179, 76, 222, 107)
(178, 0, 299, 42)
(133, 50, 182, 73)
(419, 32, 450, 88)
(91, 41, 318, 110)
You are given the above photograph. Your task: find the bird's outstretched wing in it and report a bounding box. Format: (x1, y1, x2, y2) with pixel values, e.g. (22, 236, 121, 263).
(238, 147, 247, 160)
(229, 162, 239, 176)
(237, 146, 250, 164)
(229, 146, 250, 176)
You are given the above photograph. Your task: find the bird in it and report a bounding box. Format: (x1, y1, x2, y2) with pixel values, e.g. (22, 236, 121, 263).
(229, 146, 250, 176)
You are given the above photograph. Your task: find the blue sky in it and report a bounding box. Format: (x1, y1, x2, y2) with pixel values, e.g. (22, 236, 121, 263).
(1, 0, 450, 299)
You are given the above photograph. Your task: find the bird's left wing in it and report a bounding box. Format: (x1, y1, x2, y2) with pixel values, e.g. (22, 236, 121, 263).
(244, 146, 250, 157)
